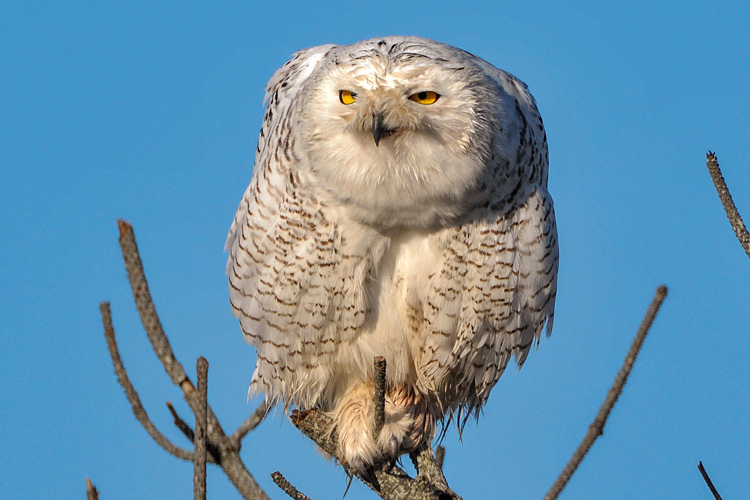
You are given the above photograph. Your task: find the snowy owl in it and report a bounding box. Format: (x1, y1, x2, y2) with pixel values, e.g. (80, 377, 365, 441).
(226, 36, 558, 475)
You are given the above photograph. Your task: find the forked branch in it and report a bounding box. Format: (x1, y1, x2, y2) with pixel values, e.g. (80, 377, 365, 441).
(101, 220, 270, 500)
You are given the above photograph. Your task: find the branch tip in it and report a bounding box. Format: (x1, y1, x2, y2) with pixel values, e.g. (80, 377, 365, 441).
(230, 400, 272, 446)
(705, 151, 750, 260)
(86, 477, 99, 500)
(271, 471, 313, 500)
(435, 446, 446, 470)
(117, 218, 131, 240)
(698, 461, 724, 500)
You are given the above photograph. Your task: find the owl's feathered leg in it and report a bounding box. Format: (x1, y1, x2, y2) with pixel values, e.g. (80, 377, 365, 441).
(331, 380, 437, 477)
(331, 381, 379, 478)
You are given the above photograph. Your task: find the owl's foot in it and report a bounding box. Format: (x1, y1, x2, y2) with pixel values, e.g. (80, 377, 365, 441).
(331, 381, 436, 479)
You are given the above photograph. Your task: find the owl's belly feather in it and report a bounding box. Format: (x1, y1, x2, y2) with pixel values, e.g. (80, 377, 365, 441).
(325, 229, 440, 405)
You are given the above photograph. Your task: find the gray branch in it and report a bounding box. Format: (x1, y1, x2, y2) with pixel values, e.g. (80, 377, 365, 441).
(166, 402, 195, 443)
(102, 219, 676, 500)
(543, 285, 669, 500)
(271, 471, 314, 500)
(229, 401, 272, 449)
(165, 401, 222, 465)
(706, 151, 750, 260)
(291, 409, 461, 500)
(100, 302, 194, 462)
(194, 357, 208, 500)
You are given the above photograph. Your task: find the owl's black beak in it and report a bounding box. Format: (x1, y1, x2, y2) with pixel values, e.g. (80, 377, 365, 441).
(371, 112, 395, 146)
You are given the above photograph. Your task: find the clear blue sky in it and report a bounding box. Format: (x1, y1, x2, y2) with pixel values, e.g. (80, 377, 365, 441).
(2, 2, 749, 499)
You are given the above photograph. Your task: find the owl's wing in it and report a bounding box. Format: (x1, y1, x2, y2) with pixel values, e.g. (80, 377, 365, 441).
(225, 45, 384, 406)
(226, 44, 334, 256)
(417, 186, 558, 412)
(416, 67, 557, 411)
(472, 57, 551, 187)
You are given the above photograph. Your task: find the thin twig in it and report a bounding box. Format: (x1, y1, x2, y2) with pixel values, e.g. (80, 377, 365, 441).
(706, 151, 750, 260)
(229, 400, 272, 449)
(85, 477, 99, 500)
(194, 357, 208, 500)
(544, 285, 669, 500)
(271, 471, 313, 500)
(373, 356, 387, 441)
(166, 401, 195, 442)
(698, 461, 724, 500)
(100, 302, 194, 461)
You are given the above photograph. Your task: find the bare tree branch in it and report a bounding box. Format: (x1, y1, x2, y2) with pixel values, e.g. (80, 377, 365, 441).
(706, 151, 750, 260)
(291, 409, 461, 500)
(229, 401, 272, 449)
(373, 356, 387, 441)
(194, 357, 208, 500)
(109, 220, 271, 500)
(434, 446, 445, 471)
(698, 461, 724, 500)
(271, 471, 313, 500)
(165, 402, 222, 464)
(85, 477, 99, 500)
(100, 301, 194, 461)
(166, 401, 196, 443)
(409, 444, 453, 493)
(116, 219, 192, 388)
(543, 285, 669, 500)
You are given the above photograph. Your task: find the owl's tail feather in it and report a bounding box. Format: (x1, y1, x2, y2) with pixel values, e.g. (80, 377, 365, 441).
(330, 380, 437, 477)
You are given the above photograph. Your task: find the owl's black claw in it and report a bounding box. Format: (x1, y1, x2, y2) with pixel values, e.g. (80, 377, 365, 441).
(350, 458, 378, 487)
(386, 436, 400, 470)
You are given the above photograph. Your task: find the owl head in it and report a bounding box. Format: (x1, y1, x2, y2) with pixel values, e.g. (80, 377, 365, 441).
(295, 36, 515, 230)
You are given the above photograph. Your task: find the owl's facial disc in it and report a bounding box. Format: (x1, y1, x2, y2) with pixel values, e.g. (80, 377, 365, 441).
(299, 50, 499, 228)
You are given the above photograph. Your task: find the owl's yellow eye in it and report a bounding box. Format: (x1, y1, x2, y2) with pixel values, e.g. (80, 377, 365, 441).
(339, 90, 356, 105)
(410, 91, 440, 105)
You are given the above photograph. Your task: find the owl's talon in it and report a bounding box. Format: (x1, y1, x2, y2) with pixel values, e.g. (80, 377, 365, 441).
(386, 436, 399, 469)
(350, 457, 377, 485)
